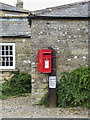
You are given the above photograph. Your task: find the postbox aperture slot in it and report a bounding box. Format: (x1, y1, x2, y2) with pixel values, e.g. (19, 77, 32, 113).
(43, 53, 51, 55)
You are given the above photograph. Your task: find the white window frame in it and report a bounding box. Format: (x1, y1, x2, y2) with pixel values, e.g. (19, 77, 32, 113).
(0, 43, 15, 69)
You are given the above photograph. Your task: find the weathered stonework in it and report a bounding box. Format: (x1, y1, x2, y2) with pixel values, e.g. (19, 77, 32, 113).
(0, 72, 14, 84)
(31, 19, 88, 104)
(31, 62, 48, 105)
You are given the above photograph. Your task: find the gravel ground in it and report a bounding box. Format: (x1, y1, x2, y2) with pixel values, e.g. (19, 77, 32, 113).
(0, 93, 89, 118)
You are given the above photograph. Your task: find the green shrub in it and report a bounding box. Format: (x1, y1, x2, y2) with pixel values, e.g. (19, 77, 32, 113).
(0, 72, 31, 99)
(39, 65, 90, 108)
(57, 65, 90, 108)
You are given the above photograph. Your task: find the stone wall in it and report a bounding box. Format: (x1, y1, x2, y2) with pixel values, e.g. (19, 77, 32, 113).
(0, 37, 31, 83)
(31, 19, 88, 104)
(31, 62, 48, 104)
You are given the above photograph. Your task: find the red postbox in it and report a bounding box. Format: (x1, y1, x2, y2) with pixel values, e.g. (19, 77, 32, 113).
(38, 49, 52, 73)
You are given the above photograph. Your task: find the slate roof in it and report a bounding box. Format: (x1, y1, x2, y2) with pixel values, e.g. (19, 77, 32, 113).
(0, 2, 29, 13)
(0, 17, 31, 37)
(32, 1, 89, 17)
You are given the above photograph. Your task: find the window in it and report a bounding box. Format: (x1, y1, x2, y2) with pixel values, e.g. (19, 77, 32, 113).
(0, 43, 15, 69)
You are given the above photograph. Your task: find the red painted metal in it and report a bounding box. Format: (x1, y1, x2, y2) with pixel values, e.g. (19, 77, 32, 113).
(38, 49, 52, 73)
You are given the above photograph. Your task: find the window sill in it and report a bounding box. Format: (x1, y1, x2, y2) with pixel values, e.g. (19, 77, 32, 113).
(0, 69, 19, 72)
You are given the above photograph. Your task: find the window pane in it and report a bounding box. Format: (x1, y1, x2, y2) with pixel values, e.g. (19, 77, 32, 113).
(2, 51, 4, 55)
(2, 62, 5, 66)
(2, 51, 6, 55)
(10, 62, 13, 66)
(10, 51, 13, 55)
(6, 51, 8, 55)
(6, 46, 8, 50)
(6, 62, 9, 66)
(2, 46, 4, 50)
(10, 57, 13, 61)
(2, 57, 5, 62)
(10, 46, 12, 50)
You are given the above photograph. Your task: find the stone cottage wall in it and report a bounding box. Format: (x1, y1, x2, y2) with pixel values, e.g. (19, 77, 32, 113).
(31, 19, 88, 104)
(0, 37, 31, 83)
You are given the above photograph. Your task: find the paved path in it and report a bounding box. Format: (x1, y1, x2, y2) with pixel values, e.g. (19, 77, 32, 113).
(1, 94, 89, 118)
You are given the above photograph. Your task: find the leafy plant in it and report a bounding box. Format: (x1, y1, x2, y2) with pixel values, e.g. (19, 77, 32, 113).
(57, 65, 90, 108)
(0, 72, 31, 99)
